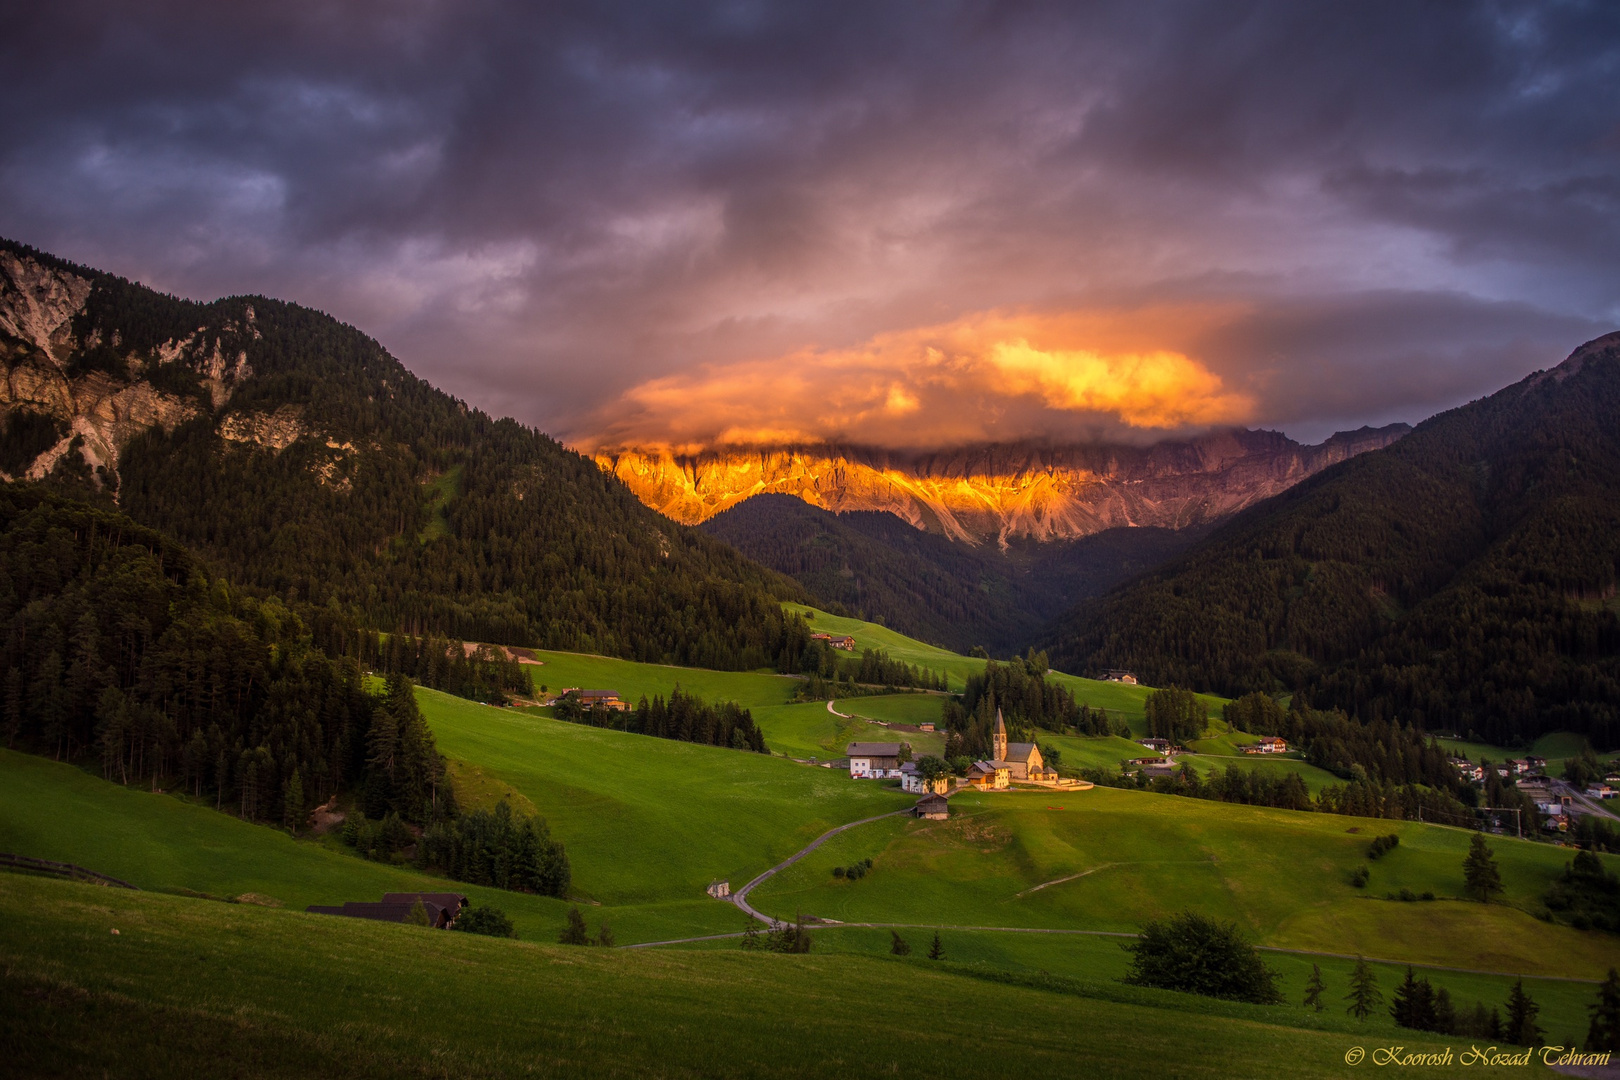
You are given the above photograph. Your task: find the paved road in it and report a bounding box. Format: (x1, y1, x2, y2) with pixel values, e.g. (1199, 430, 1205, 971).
(728, 808, 912, 925)
(1552, 779, 1620, 823)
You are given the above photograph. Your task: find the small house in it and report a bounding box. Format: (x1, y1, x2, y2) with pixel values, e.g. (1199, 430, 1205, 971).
(846, 742, 903, 779)
(1138, 738, 1170, 753)
(1104, 670, 1138, 685)
(914, 793, 950, 820)
(563, 689, 630, 711)
(966, 760, 1009, 789)
(1256, 736, 1288, 754)
(707, 880, 731, 899)
(307, 892, 467, 929)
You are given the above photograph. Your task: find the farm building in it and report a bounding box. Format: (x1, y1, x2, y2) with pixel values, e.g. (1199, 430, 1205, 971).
(966, 760, 1009, 789)
(811, 632, 857, 650)
(1104, 670, 1138, 684)
(307, 892, 467, 929)
(846, 742, 903, 779)
(900, 762, 951, 795)
(1243, 736, 1288, 754)
(562, 689, 629, 711)
(914, 793, 950, 819)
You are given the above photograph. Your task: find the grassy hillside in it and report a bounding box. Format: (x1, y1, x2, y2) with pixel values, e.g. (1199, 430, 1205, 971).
(417, 690, 912, 908)
(747, 786, 1620, 980)
(3, 874, 1511, 1080)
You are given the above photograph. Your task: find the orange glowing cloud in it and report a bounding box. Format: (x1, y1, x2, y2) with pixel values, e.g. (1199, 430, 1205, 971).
(577, 307, 1256, 452)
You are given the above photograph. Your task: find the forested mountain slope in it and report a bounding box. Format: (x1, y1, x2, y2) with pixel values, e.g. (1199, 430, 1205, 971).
(702, 493, 1200, 654)
(0, 238, 806, 669)
(1044, 332, 1620, 749)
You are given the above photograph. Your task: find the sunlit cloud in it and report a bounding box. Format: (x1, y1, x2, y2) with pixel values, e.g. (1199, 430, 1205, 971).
(576, 308, 1256, 452)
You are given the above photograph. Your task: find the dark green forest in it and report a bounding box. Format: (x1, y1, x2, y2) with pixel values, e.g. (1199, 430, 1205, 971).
(553, 686, 769, 753)
(1044, 332, 1620, 749)
(701, 493, 1199, 655)
(3, 236, 812, 673)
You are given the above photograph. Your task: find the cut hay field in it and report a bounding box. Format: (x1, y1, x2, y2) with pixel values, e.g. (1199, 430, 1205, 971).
(0, 874, 1496, 1080)
(746, 786, 1620, 981)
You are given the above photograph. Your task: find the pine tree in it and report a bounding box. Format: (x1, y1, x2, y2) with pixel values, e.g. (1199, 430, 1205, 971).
(1391, 966, 1438, 1031)
(890, 931, 911, 956)
(404, 900, 432, 927)
(1463, 832, 1503, 903)
(596, 923, 614, 948)
(740, 919, 762, 950)
(1303, 964, 1326, 1011)
(283, 770, 304, 833)
(1586, 968, 1620, 1052)
(1346, 957, 1382, 1020)
(1504, 979, 1544, 1047)
(928, 931, 944, 960)
(558, 906, 590, 945)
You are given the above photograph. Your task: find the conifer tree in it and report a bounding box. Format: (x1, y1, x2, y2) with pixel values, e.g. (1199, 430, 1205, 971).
(596, 923, 614, 948)
(1303, 964, 1326, 1011)
(283, 770, 304, 833)
(1464, 833, 1503, 903)
(558, 906, 590, 945)
(1391, 966, 1438, 1031)
(1586, 968, 1620, 1053)
(1504, 979, 1543, 1047)
(928, 931, 944, 960)
(890, 931, 911, 956)
(404, 900, 432, 927)
(740, 920, 762, 950)
(1346, 958, 1382, 1020)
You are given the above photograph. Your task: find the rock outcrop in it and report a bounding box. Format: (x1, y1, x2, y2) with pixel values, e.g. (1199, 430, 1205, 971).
(593, 425, 1410, 546)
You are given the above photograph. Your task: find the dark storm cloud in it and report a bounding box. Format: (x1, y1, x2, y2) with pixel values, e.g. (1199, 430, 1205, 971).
(1, 0, 1617, 445)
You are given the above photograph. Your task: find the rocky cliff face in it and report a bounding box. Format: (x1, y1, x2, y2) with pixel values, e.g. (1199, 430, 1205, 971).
(594, 425, 1410, 546)
(0, 247, 312, 487)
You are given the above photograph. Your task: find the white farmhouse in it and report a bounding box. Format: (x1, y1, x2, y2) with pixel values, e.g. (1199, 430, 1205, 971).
(846, 742, 903, 779)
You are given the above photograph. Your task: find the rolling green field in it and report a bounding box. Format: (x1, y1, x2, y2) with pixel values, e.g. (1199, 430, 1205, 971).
(747, 786, 1620, 980)
(0, 874, 1521, 1080)
(524, 648, 800, 707)
(669, 925, 1603, 1045)
(417, 689, 913, 910)
(1437, 732, 1614, 777)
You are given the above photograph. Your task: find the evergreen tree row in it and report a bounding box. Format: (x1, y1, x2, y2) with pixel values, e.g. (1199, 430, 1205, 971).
(553, 687, 769, 753)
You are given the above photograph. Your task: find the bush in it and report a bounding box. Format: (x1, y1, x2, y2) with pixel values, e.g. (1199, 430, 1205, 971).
(454, 904, 515, 938)
(1368, 834, 1401, 860)
(1123, 911, 1282, 1004)
(1350, 866, 1370, 888)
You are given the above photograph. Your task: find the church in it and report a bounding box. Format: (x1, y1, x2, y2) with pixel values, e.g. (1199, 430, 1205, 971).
(986, 709, 1060, 783)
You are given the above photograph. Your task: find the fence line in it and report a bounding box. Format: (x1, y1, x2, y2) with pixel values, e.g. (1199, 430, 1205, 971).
(0, 853, 139, 890)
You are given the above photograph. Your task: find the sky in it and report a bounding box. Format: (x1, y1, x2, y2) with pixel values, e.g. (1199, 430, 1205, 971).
(3, 0, 1618, 450)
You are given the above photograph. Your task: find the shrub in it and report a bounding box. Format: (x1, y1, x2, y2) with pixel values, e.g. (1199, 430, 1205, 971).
(1368, 834, 1401, 860)
(1123, 911, 1282, 1004)
(454, 904, 515, 938)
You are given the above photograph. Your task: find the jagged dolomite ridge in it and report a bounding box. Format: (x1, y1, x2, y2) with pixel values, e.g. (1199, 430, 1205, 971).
(594, 425, 1409, 546)
(0, 249, 263, 485)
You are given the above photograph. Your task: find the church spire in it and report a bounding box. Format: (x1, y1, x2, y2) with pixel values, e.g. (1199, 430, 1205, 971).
(993, 708, 1007, 763)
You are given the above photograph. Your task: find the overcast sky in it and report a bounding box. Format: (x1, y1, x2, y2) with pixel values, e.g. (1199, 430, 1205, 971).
(3, 1, 1618, 448)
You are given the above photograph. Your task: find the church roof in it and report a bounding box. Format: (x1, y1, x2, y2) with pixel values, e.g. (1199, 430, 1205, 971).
(995, 709, 1007, 736)
(1004, 742, 1039, 762)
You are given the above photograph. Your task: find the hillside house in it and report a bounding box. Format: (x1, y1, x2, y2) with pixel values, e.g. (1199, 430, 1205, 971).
(1144, 763, 1178, 779)
(1243, 736, 1288, 754)
(563, 689, 630, 711)
(846, 742, 903, 779)
(1506, 758, 1532, 775)
(1587, 784, 1616, 800)
(900, 763, 952, 795)
(707, 880, 731, 898)
(914, 793, 950, 820)
(1138, 738, 1171, 754)
(1104, 670, 1138, 684)
(307, 891, 467, 929)
(1450, 758, 1485, 783)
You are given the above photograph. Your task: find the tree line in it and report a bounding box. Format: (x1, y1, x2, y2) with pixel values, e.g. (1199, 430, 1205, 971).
(553, 686, 769, 753)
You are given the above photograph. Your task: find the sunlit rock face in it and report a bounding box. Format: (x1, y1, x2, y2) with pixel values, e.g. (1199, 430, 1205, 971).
(593, 426, 1409, 546)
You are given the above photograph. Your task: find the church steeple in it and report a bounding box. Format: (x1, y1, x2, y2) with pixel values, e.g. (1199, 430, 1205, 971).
(993, 708, 1007, 762)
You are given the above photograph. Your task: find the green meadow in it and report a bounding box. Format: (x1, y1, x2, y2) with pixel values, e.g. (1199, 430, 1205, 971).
(416, 689, 912, 909)
(524, 648, 800, 707)
(0, 874, 1512, 1080)
(747, 786, 1620, 980)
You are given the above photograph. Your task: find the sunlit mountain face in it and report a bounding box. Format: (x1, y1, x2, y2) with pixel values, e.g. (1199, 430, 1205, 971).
(590, 426, 1408, 547)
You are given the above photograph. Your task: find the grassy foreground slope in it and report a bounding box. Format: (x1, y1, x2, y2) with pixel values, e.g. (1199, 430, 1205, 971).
(0, 874, 1488, 1080)
(749, 787, 1620, 980)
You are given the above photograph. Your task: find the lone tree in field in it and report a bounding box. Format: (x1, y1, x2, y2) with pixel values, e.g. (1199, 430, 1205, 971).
(1303, 964, 1326, 1011)
(596, 923, 614, 948)
(928, 931, 944, 960)
(404, 900, 433, 927)
(740, 920, 762, 950)
(1464, 833, 1504, 903)
(890, 931, 911, 956)
(558, 906, 591, 945)
(1346, 958, 1383, 1020)
(1586, 968, 1620, 1052)
(1391, 966, 1439, 1032)
(1123, 911, 1281, 1004)
(1504, 979, 1544, 1047)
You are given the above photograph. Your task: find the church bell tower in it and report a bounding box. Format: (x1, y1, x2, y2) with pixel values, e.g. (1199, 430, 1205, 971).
(993, 709, 1007, 762)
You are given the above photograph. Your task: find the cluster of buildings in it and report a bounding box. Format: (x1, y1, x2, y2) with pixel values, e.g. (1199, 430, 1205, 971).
(845, 711, 1082, 795)
(810, 632, 857, 651)
(1241, 736, 1289, 754)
